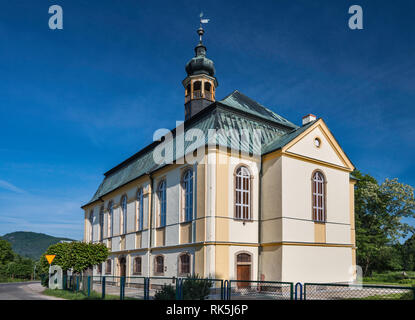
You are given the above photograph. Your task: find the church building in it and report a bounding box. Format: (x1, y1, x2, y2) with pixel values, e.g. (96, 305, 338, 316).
(82, 25, 357, 284)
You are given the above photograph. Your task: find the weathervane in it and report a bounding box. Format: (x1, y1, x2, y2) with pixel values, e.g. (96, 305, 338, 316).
(198, 12, 210, 43)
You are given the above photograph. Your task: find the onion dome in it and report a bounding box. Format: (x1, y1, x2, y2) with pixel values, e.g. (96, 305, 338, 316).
(185, 26, 216, 77)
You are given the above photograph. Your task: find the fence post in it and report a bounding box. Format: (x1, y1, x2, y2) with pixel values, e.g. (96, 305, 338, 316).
(120, 276, 125, 300)
(294, 283, 303, 300)
(220, 280, 224, 300)
(175, 278, 182, 300)
(63, 275, 67, 290)
(76, 275, 80, 292)
(303, 284, 307, 300)
(102, 276, 106, 299)
(145, 278, 149, 300)
(87, 276, 91, 297)
(223, 280, 230, 300)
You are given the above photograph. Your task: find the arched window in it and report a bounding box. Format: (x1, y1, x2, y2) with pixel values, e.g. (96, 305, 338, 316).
(237, 253, 251, 263)
(179, 253, 191, 275)
(157, 180, 167, 227)
(154, 255, 164, 275)
(204, 82, 211, 92)
(89, 210, 94, 242)
(193, 81, 201, 91)
(106, 259, 112, 274)
(193, 81, 202, 98)
(182, 169, 193, 222)
(137, 188, 144, 231)
(133, 257, 142, 275)
(312, 171, 326, 222)
(235, 166, 251, 220)
(99, 206, 104, 241)
(120, 195, 127, 234)
(108, 201, 114, 237)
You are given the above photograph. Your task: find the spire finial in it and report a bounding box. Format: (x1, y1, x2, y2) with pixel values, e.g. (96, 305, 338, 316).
(198, 12, 210, 44)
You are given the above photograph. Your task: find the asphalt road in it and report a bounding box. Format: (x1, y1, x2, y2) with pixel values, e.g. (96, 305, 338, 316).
(0, 281, 63, 300)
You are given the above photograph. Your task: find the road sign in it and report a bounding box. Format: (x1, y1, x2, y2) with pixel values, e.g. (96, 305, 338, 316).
(45, 255, 56, 265)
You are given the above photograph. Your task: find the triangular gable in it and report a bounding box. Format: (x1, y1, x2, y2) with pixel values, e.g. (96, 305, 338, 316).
(283, 119, 354, 170)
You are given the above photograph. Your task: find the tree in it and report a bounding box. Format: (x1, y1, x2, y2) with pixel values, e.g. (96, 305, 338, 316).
(353, 169, 415, 275)
(401, 233, 415, 271)
(0, 240, 14, 266)
(38, 242, 109, 277)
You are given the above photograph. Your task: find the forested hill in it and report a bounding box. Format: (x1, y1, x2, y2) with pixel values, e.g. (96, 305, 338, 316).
(0, 231, 74, 260)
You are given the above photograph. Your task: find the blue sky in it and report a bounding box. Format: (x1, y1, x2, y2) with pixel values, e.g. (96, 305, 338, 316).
(0, 0, 414, 240)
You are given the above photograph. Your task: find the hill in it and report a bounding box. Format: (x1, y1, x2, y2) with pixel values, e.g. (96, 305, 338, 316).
(0, 231, 74, 260)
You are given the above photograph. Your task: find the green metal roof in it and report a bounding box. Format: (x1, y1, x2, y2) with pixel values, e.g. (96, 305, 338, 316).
(83, 91, 302, 207)
(219, 90, 298, 128)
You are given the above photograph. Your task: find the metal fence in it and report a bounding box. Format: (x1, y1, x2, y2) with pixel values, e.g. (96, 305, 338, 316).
(48, 275, 415, 301)
(227, 280, 294, 300)
(303, 283, 415, 300)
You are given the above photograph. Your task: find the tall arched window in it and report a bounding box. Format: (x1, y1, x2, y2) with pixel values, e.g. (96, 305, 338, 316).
(133, 257, 142, 275)
(89, 210, 94, 242)
(108, 201, 114, 237)
(154, 255, 164, 275)
(312, 171, 326, 222)
(157, 180, 167, 227)
(106, 259, 112, 274)
(137, 188, 144, 231)
(179, 253, 191, 275)
(182, 169, 193, 222)
(235, 166, 251, 220)
(99, 206, 104, 241)
(120, 195, 127, 234)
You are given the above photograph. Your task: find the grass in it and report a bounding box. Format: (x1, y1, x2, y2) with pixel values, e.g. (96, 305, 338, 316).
(43, 288, 140, 300)
(0, 278, 36, 283)
(348, 291, 413, 300)
(363, 271, 415, 287)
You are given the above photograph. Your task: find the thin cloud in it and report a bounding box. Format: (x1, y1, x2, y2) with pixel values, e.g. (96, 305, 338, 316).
(0, 180, 26, 194)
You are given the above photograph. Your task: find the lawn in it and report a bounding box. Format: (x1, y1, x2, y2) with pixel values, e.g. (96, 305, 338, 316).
(43, 288, 140, 300)
(363, 271, 415, 286)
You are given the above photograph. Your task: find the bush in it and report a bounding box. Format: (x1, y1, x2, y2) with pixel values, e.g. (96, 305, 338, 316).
(182, 276, 213, 300)
(154, 284, 176, 300)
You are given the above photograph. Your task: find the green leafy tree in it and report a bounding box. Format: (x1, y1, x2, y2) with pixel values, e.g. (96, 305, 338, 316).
(38, 242, 109, 277)
(354, 170, 415, 275)
(401, 233, 415, 271)
(6, 256, 34, 279)
(0, 240, 14, 265)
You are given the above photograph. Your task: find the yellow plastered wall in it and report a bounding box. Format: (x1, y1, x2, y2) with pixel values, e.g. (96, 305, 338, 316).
(215, 151, 229, 242)
(260, 154, 283, 243)
(314, 223, 326, 243)
(215, 151, 230, 279)
(350, 180, 357, 268)
(215, 245, 229, 280)
(194, 246, 205, 277)
(195, 162, 206, 242)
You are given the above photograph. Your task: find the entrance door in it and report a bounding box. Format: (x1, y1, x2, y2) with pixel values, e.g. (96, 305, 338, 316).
(237, 265, 251, 288)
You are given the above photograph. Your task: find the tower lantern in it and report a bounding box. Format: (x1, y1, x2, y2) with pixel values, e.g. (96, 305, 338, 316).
(183, 21, 218, 120)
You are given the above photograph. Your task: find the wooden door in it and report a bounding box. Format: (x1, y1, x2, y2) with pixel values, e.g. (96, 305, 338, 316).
(237, 265, 250, 288)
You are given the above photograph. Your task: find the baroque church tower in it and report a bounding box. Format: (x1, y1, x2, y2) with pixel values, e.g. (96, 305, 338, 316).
(183, 26, 218, 120)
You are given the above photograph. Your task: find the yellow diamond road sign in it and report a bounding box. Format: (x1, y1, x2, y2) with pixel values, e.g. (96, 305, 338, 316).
(45, 255, 56, 265)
